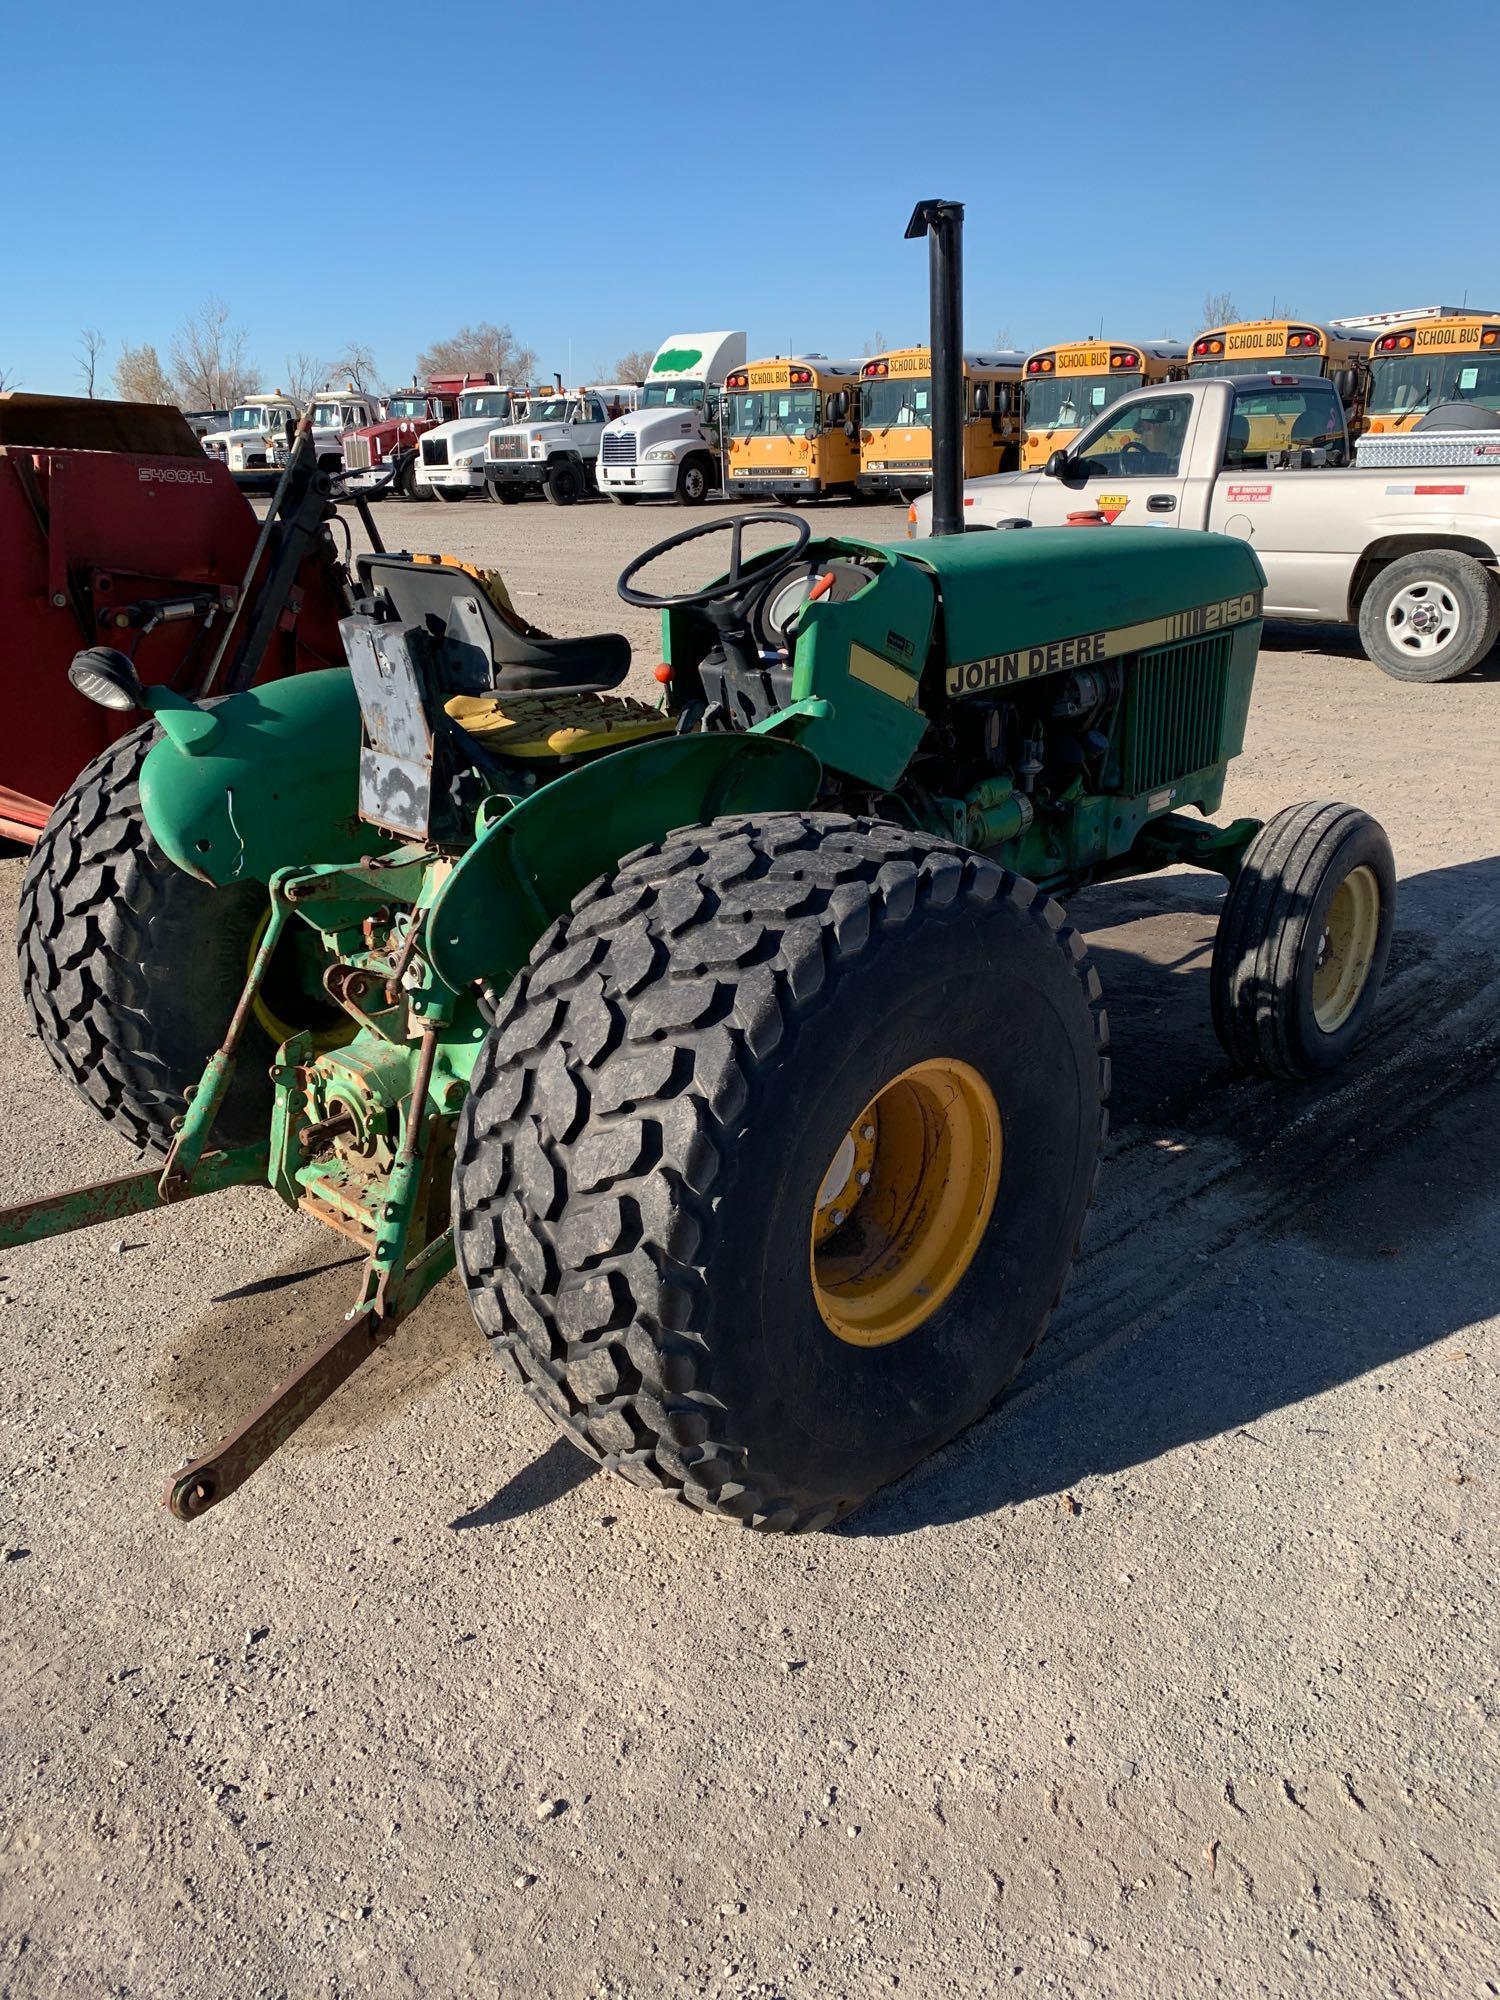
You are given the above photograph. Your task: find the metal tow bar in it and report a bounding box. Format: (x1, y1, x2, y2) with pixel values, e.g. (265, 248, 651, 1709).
(164, 1226, 453, 1521)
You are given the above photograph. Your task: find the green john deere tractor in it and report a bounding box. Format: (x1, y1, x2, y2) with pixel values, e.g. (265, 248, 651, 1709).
(6, 203, 1395, 1529)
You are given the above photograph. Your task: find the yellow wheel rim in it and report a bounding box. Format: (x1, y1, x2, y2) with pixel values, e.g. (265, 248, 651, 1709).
(810, 1058, 1003, 1348)
(1311, 864, 1381, 1033)
(247, 907, 347, 1052)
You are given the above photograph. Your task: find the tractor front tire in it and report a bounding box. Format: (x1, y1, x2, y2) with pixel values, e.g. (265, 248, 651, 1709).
(453, 814, 1109, 1530)
(1210, 801, 1395, 1079)
(17, 726, 283, 1154)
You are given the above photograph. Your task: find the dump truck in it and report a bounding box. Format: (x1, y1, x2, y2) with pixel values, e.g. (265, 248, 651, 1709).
(7, 203, 1394, 1532)
(342, 377, 491, 499)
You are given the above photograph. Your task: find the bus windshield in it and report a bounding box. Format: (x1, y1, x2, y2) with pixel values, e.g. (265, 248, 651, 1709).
(1366, 352, 1500, 416)
(641, 381, 705, 408)
(1190, 353, 1326, 380)
(863, 377, 930, 427)
(1024, 373, 1136, 429)
(727, 389, 820, 436)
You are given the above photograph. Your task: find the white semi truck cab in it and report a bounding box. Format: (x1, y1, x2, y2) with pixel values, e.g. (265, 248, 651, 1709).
(201, 393, 302, 481)
(596, 332, 746, 504)
(413, 385, 531, 503)
(483, 386, 640, 506)
(271, 387, 382, 472)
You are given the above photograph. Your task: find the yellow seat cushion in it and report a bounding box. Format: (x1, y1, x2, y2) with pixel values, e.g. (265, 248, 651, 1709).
(445, 690, 673, 760)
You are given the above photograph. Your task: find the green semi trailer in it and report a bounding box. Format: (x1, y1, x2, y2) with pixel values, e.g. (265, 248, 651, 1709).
(6, 203, 1394, 1529)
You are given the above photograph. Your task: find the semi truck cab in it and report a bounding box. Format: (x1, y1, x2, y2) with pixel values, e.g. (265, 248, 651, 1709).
(597, 332, 746, 505)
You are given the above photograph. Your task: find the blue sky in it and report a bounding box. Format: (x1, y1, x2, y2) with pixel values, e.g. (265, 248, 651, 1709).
(2, 0, 1495, 396)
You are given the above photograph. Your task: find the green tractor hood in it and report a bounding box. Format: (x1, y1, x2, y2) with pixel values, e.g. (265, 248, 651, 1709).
(902, 526, 1266, 690)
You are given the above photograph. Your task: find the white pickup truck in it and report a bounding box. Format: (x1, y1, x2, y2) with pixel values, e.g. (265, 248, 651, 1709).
(915, 373, 1500, 681)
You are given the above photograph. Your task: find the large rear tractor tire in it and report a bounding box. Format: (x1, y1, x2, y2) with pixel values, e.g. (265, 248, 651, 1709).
(1357, 550, 1500, 682)
(18, 726, 298, 1153)
(453, 813, 1110, 1530)
(1210, 801, 1395, 1079)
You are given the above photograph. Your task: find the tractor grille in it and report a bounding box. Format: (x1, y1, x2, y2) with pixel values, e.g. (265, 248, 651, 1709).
(343, 436, 372, 471)
(487, 433, 526, 460)
(601, 431, 637, 465)
(1120, 633, 1233, 794)
(421, 437, 449, 467)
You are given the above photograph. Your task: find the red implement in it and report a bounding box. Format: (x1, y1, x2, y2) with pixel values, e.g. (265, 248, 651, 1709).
(0, 392, 346, 841)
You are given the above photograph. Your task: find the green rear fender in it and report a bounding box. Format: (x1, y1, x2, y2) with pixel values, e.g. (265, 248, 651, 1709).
(426, 730, 822, 993)
(138, 670, 371, 887)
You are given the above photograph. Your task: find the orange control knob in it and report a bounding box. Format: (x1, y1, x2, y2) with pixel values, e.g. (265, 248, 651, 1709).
(653, 663, 673, 683)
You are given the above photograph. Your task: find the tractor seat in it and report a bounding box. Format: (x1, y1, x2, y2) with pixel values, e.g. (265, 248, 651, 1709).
(356, 551, 631, 695)
(445, 690, 673, 760)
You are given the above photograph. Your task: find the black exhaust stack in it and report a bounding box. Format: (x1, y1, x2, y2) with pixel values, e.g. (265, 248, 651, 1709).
(905, 198, 965, 538)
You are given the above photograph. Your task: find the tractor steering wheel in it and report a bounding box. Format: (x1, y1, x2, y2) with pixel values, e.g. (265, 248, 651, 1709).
(616, 511, 811, 610)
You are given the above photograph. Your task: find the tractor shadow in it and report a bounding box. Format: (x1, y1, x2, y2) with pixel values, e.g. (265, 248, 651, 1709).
(846, 849, 1500, 1537)
(150, 1237, 487, 1458)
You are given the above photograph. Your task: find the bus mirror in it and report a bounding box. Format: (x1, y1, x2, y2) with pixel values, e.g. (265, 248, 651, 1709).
(1044, 449, 1070, 478)
(843, 419, 857, 439)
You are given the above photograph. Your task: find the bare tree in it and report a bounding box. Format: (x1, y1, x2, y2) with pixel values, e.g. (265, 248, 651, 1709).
(417, 321, 537, 387)
(0, 363, 19, 393)
(114, 342, 176, 404)
(170, 298, 256, 411)
(612, 346, 656, 385)
(1200, 291, 1237, 330)
(331, 341, 382, 398)
(994, 325, 1016, 351)
(78, 328, 106, 398)
(282, 351, 327, 404)
(863, 329, 888, 357)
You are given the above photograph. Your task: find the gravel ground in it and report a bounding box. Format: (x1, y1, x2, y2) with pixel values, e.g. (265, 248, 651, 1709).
(2, 494, 1497, 1999)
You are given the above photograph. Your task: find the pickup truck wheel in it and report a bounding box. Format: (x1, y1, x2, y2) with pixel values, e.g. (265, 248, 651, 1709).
(452, 813, 1109, 1530)
(675, 456, 712, 505)
(1357, 551, 1500, 682)
(1210, 802, 1395, 1079)
(543, 461, 583, 506)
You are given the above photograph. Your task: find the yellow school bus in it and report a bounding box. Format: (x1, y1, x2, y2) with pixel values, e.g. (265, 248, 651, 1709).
(722, 357, 862, 501)
(1363, 317, 1500, 432)
(856, 346, 1025, 498)
(1020, 339, 1186, 468)
(1188, 320, 1370, 440)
